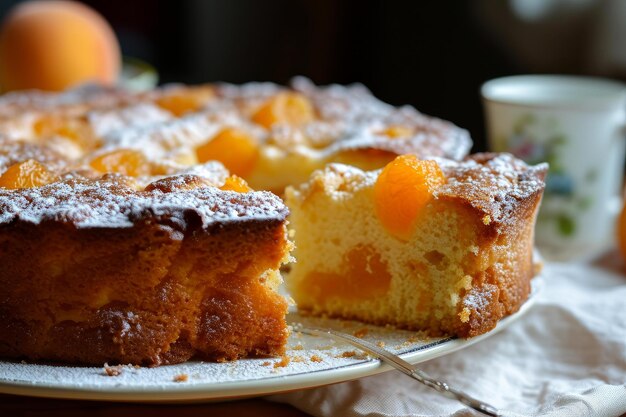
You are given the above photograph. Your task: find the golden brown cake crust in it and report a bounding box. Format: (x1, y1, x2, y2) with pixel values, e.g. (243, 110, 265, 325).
(438, 154, 547, 337)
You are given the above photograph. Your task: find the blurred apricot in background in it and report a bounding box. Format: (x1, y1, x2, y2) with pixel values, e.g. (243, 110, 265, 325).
(0, 0, 120, 92)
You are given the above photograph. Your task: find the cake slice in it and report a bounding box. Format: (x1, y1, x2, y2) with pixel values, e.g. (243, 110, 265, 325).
(0, 166, 291, 366)
(285, 153, 547, 337)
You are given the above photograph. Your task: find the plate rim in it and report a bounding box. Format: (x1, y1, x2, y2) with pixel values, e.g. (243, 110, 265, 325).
(0, 275, 542, 402)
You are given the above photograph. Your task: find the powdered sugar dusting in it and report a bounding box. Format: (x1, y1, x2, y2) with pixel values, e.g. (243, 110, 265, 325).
(290, 76, 472, 160)
(0, 138, 67, 173)
(0, 174, 288, 229)
(99, 113, 216, 160)
(463, 286, 496, 310)
(88, 103, 174, 138)
(435, 153, 548, 225)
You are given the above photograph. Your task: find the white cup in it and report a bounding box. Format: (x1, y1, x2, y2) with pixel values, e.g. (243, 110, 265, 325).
(481, 75, 626, 261)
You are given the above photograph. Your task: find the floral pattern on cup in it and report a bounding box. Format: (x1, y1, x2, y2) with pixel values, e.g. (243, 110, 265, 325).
(501, 114, 596, 237)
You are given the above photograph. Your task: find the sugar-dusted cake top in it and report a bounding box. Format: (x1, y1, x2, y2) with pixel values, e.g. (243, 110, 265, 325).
(0, 169, 288, 230)
(0, 78, 472, 229)
(0, 78, 471, 165)
(214, 77, 472, 160)
(289, 153, 547, 228)
(435, 153, 548, 225)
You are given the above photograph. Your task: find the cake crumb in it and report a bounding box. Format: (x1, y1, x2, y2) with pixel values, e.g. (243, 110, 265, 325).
(291, 355, 305, 363)
(103, 363, 122, 377)
(310, 355, 323, 363)
(291, 344, 304, 351)
(337, 350, 369, 360)
(261, 361, 271, 366)
(459, 307, 471, 323)
(353, 328, 369, 338)
(274, 356, 291, 368)
(173, 373, 188, 383)
(376, 341, 386, 348)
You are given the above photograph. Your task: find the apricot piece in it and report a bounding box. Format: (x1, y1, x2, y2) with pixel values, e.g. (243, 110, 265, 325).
(33, 115, 91, 147)
(252, 92, 315, 128)
(374, 155, 446, 240)
(0, 159, 55, 189)
(220, 175, 252, 193)
(0, 0, 121, 92)
(156, 87, 214, 117)
(34, 116, 60, 137)
(90, 149, 151, 177)
(304, 245, 392, 302)
(196, 127, 259, 177)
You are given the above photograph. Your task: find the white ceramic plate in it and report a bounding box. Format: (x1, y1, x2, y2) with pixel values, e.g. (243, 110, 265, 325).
(0, 277, 542, 402)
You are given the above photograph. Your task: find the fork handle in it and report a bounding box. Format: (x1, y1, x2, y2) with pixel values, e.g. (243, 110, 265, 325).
(297, 325, 503, 417)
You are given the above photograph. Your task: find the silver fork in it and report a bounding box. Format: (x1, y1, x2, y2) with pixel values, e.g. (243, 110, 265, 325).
(294, 323, 503, 417)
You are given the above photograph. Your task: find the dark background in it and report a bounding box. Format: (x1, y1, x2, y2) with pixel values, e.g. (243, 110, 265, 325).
(2, 0, 625, 152)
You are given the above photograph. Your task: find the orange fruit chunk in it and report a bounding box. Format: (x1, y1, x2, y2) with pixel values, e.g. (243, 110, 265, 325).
(156, 87, 214, 117)
(196, 127, 259, 177)
(220, 175, 252, 193)
(33, 115, 87, 144)
(303, 245, 392, 302)
(252, 92, 315, 128)
(90, 149, 151, 177)
(374, 155, 446, 240)
(0, 159, 55, 189)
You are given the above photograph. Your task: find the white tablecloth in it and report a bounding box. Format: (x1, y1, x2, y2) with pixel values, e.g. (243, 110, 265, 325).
(269, 253, 626, 417)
